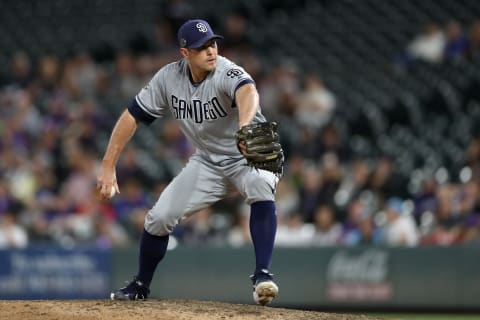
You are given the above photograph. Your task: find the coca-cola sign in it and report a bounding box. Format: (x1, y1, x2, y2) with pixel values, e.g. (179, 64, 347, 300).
(326, 249, 392, 302)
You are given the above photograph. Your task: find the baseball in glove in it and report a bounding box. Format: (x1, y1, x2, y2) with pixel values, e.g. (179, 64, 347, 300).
(235, 122, 284, 174)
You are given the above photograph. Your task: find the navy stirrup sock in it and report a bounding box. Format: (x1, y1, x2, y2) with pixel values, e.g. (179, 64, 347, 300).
(249, 201, 277, 274)
(136, 229, 169, 287)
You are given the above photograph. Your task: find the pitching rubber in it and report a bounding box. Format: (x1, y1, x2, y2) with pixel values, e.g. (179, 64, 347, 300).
(253, 281, 279, 306)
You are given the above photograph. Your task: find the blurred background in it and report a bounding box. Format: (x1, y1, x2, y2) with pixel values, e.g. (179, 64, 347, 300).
(1, 0, 480, 313)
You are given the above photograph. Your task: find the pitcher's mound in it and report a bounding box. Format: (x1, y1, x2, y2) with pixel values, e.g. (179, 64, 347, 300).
(0, 299, 383, 320)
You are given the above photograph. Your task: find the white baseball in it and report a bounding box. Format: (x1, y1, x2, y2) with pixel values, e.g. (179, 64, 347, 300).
(109, 185, 116, 198)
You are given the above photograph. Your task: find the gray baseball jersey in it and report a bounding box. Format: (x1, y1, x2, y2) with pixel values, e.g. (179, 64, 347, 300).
(128, 55, 278, 236)
(131, 55, 266, 157)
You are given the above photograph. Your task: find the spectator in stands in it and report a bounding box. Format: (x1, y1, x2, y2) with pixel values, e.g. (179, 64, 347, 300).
(311, 205, 342, 246)
(368, 156, 408, 202)
(116, 146, 154, 187)
(1, 89, 40, 159)
(295, 74, 336, 130)
(357, 215, 381, 246)
(115, 52, 143, 100)
(297, 164, 323, 223)
(292, 123, 319, 159)
(258, 62, 301, 119)
(283, 154, 304, 190)
(29, 168, 61, 242)
(379, 197, 419, 247)
(227, 206, 251, 247)
(0, 179, 22, 217)
(466, 137, 480, 195)
(178, 207, 227, 246)
(237, 52, 263, 81)
(274, 179, 300, 219)
(38, 55, 62, 91)
(406, 22, 446, 64)
(111, 177, 151, 232)
(94, 212, 131, 248)
(62, 51, 98, 99)
(67, 99, 112, 153)
(467, 19, 480, 61)
(275, 212, 314, 247)
(61, 149, 97, 211)
(315, 124, 351, 162)
(0, 211, 28, 249)
(317, 152, 343, 207)
(4, 152, 36, 205)
(258, 62, 302, 158)
(412, 175, 438, 231)
(63, 188, 123, 245)
(334, 159, 371, 218)
(421, 184, 462, 245)
(341, 198, 376, 246)
(453, 181, 480, 244)
(7, 51, 33, 88)
(443, 20, 468, 64)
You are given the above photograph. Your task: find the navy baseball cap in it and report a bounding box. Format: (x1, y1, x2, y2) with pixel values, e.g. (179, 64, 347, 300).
(178, 19, 223, 49)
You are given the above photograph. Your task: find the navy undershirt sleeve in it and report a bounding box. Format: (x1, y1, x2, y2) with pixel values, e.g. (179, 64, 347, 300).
(127, 98, 156, 125)
(231, 79, 255, 109)
(234, 79, 255, 94)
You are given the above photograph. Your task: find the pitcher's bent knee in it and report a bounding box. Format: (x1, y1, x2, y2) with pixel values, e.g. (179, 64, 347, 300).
(244, 171, 277, 205)
(144, 209, 177, 236)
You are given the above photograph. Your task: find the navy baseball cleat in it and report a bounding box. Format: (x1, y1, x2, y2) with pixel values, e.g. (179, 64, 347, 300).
(250, 269, 279, 306)
(110, 277, 150, 301)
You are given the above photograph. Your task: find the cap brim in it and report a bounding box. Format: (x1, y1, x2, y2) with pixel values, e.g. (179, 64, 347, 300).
(187, 35, 224, 49)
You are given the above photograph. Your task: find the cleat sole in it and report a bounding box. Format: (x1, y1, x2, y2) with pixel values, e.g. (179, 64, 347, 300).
(253, 281, 279, 306)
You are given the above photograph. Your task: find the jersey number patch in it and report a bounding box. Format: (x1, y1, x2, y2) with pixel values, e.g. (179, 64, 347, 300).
(226, 69, 244, 78)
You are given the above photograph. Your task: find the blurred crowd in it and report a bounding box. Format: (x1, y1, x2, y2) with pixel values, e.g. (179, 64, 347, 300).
(400, 19, 480, 65)
(1, 7, 480, 250)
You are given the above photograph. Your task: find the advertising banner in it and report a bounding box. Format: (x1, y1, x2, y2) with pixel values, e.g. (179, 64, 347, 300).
(0, 247, 110, 299)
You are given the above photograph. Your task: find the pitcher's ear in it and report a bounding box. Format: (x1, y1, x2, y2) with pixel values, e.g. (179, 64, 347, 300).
(180, 48, 189, 58)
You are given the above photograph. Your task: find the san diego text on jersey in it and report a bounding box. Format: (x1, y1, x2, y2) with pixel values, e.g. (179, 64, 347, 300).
(171, 94, 229, 123)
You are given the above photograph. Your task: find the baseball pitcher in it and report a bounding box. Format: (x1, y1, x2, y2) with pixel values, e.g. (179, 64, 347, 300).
(97, 19, 283, 306)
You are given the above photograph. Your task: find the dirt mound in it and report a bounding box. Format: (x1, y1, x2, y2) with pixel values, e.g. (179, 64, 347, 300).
(0, 299, 384, 320)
